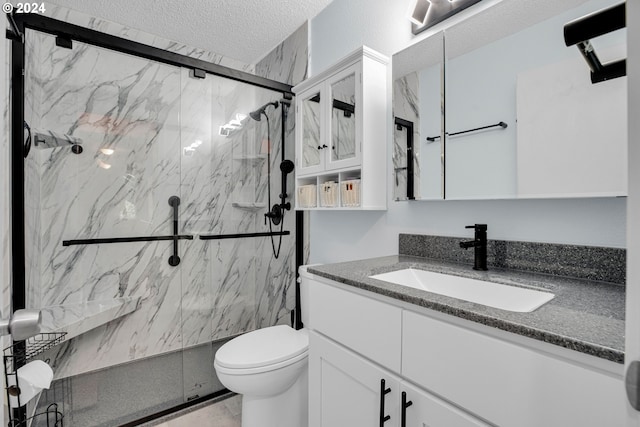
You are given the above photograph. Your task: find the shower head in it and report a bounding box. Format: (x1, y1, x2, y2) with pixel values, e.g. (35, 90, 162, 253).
(249, 101, 279, 121)
(280, 159, 294, 174)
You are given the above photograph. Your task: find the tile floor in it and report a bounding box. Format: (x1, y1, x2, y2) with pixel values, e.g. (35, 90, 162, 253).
(143, 394, 242, 427)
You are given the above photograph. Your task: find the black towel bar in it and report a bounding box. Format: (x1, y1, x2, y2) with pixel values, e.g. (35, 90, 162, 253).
(426, 121, 507, 142)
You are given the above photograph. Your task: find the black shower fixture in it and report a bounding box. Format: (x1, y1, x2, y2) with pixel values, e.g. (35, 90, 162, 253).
(280, 159, 294, 174)
(266, 159, 295, 226)
(249, 101, 279, 121)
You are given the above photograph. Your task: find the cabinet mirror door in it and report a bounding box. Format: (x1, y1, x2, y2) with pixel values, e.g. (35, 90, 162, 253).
(301, 91, 322, 171)
(329, 70, 358, 166)
(393, 32, 444, 201)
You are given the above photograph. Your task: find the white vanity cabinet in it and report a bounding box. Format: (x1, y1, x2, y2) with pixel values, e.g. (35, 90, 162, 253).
(309, 330, 401, 427)
(293, 46, 388, 210)
(309, 330, 486, 427)
(302, 271, 626, 427)
(400, 381, 489, 427)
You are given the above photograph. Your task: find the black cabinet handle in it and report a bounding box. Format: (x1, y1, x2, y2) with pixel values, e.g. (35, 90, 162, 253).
(379, 379, 391, 426)
(322, 144, 328, 148)
(317, 145, 323, 149)
(401, 391, 413, 427)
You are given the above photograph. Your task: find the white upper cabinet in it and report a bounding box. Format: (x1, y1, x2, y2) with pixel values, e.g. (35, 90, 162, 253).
(293, 46, 388, 210)
(392, 0, 627, 200)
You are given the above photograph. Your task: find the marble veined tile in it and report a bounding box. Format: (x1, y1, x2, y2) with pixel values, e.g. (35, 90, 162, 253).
(44, 4, 251, 73)
(21, 2, 303, 382)
(46, 241, 183, 378)
(255, 22, 308, 86)
(210, 239, 257, 339)
(393, 73, 421, 199)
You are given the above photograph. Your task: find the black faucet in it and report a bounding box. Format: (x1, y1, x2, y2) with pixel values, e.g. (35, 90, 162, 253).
(459, 224, 488, 271)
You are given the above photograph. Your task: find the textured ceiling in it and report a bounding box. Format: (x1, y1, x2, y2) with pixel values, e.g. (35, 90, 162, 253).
(47, 0, 333, 64)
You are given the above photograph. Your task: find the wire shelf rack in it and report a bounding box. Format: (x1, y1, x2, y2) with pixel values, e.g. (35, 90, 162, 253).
(4, 332, 67, 427)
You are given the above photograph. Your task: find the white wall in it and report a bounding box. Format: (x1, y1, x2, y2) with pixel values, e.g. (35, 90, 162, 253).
(308, 0, 627, 264)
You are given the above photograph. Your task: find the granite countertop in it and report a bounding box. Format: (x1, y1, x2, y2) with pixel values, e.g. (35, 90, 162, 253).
(307, 255, 625, 364)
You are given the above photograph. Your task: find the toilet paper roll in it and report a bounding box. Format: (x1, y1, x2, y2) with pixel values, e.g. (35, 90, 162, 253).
(8, 360, 54, 407)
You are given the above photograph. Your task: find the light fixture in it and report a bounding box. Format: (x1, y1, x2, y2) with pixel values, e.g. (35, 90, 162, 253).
(97, 159, 111, 169)
(183, 139, 206, 156)
(218, 113, 249, 137)
(100, 148, 114, 156)
(407, 0, 431, 26)
(409, 0, 480, 36)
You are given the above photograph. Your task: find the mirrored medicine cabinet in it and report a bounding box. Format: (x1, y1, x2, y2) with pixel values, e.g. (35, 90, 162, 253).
(392, 0, 627, 201)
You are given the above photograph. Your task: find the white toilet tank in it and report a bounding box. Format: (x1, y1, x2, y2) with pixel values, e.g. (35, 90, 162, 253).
(299, 265, 318, 326)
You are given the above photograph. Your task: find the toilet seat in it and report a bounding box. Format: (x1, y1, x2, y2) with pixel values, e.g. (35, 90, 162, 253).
(215, 325, 309, 374)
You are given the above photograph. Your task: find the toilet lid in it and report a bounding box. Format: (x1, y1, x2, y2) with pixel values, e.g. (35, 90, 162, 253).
(215, 325, 309, 370)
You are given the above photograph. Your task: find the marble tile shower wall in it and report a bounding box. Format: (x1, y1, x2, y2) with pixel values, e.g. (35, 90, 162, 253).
(254, 22, 310, 327)
(20, 14, 308, 379)
(44, 4, 252, 73)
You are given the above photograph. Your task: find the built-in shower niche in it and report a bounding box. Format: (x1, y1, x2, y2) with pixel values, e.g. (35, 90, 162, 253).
(228, 106, 280, 213)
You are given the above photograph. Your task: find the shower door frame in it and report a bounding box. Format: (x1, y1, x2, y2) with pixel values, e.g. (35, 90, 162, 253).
(8, 11, 305, 421)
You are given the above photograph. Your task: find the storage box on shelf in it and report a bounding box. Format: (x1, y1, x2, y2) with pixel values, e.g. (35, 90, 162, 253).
(293, 46, 388, 210)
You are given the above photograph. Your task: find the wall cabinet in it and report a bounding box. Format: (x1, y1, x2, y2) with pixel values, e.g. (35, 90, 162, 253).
(293, 46, 388, 210)
(392, 0, 627, 200)
(302, 271, 626, 427)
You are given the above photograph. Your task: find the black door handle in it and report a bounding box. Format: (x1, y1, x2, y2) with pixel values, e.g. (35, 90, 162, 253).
(379, 379, 391, 426)
(401, 391, 413, 427)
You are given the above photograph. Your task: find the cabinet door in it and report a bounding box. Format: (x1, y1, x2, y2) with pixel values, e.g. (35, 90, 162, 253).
(297, 88, 325, 175)
(326, 64, 361, 171)
(402, 310, 625, 427)
(309, 331, 400, 427)
(401, 381, 489, 427)
(308, 279, 402, 372)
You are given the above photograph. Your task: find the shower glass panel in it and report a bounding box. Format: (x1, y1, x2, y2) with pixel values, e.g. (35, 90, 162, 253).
(22, 26, 292, 426)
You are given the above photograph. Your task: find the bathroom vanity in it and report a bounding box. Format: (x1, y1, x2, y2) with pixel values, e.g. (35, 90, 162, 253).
(301, 252, 626, 426)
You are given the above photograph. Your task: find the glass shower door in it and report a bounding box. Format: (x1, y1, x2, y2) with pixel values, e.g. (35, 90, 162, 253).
(24, 28, 190, 425)
(21, 22, 295, 426)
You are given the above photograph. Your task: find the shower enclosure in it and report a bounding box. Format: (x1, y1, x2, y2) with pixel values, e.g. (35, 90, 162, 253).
(9, 14, 299, 426)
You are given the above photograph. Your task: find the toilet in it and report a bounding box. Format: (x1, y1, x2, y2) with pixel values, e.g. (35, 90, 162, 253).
(214, 325, 309, 427)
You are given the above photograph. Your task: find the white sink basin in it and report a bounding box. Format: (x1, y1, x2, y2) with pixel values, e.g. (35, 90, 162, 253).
(369, 268, 554, 313)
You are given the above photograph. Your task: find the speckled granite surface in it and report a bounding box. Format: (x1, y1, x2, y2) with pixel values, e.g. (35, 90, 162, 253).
(399, 234, 626, 284)
(307, 255, 625, 364)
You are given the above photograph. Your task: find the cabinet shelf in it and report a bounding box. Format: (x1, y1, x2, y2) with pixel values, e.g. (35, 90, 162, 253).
(233, 155, 266, 161)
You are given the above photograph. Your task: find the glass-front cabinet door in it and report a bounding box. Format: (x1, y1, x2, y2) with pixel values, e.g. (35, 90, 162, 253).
(326, 64, 361, 170)
(297, 89, 324, 175)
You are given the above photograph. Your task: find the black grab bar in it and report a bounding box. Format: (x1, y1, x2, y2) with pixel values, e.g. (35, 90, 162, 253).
(62, 196, 192, 267)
